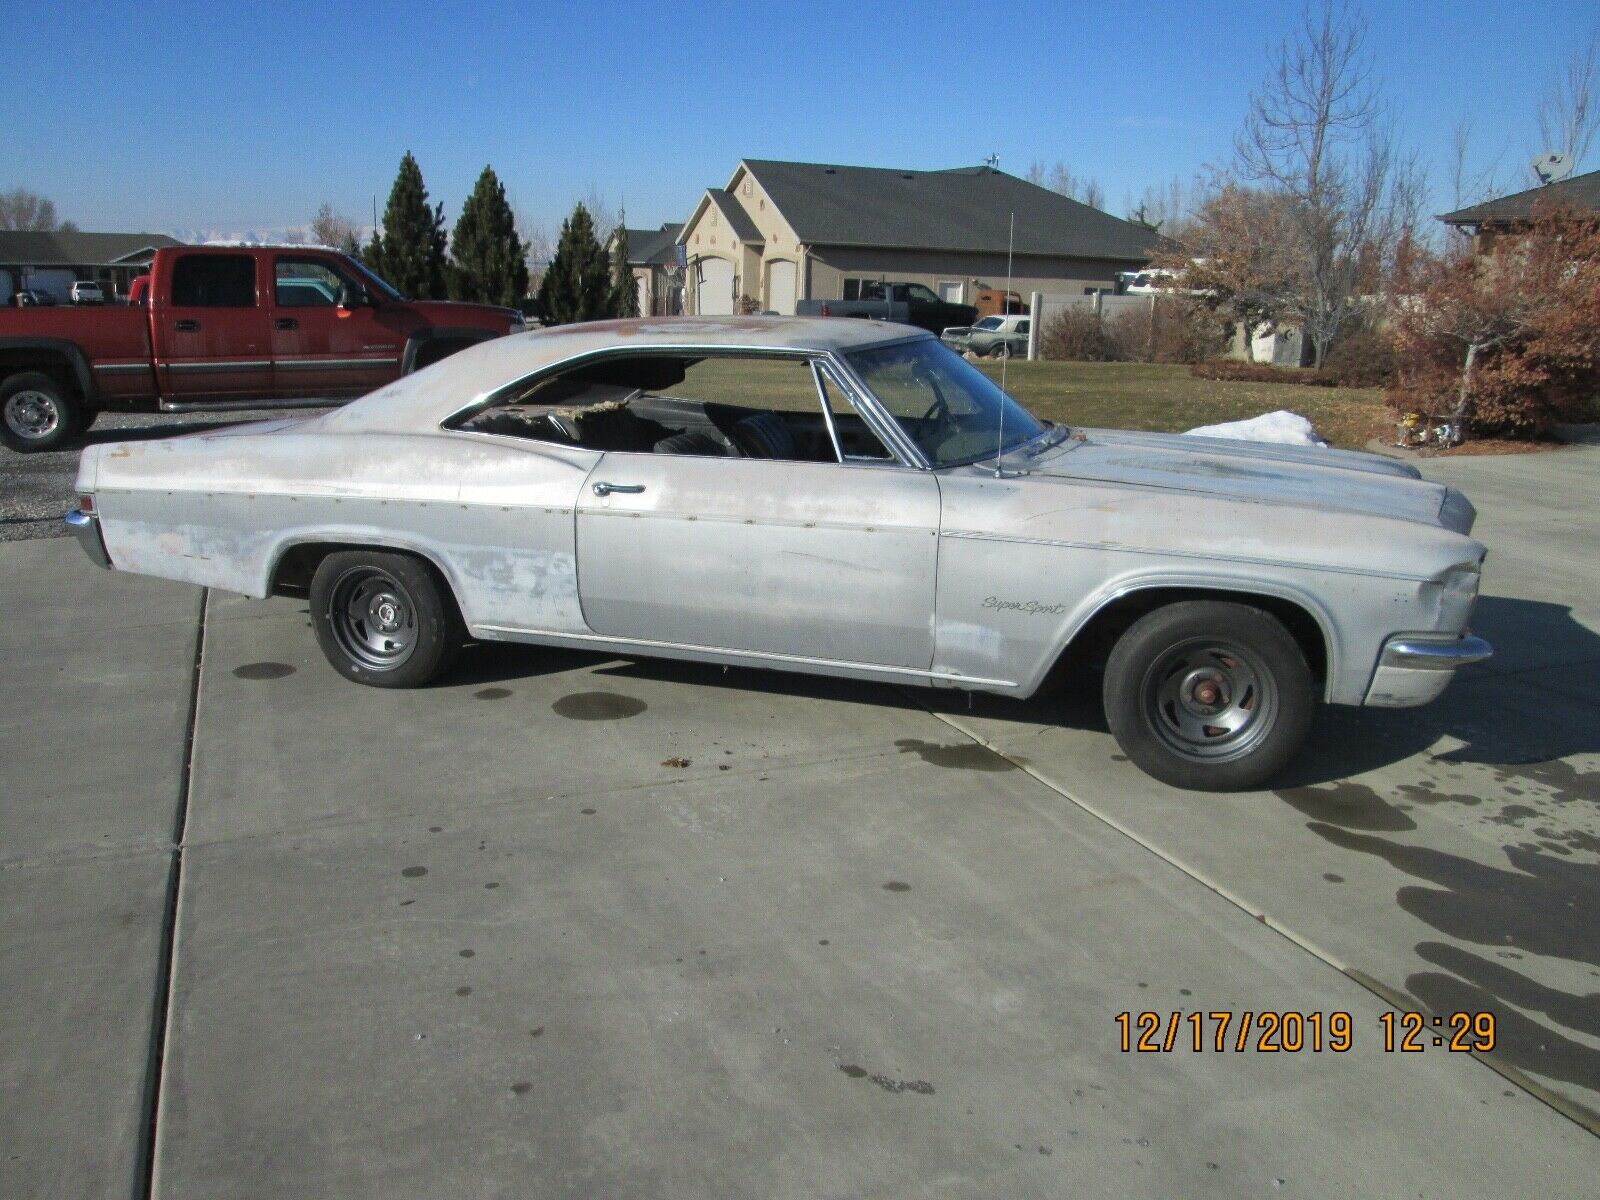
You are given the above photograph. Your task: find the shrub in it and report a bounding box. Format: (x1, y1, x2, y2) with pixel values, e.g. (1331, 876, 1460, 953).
(1321, 325, 1398, 388)
(1190, 359, 1332, 385)
(1385, 203, 1600, 438)
(1039, 307, 1123, 361)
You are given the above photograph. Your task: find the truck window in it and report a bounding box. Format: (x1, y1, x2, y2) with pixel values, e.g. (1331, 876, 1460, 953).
(903, 284, 940, 304)
(170, 255, 257, 307)
(274, 258, 349, 307)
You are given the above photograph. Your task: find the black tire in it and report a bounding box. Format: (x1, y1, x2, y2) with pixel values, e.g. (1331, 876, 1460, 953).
(1102, 600, 1313, 791)
(308, 550, 463, 688)
(0, 371, 80, 452)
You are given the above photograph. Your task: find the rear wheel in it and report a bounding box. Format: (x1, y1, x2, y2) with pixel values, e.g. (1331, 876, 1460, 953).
(309, 550, 462, 688)
(0, 371, 80, 452)
(1103, 600, 1313, 791)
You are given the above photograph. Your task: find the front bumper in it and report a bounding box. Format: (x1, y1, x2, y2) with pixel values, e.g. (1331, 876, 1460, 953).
(1363, 633, 1493, 707)
(65, 509, 111, 569)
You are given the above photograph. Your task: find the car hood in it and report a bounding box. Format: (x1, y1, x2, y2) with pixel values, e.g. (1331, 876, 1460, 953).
(406, 299, 517, 327)
(1012, 427, 1470, 533)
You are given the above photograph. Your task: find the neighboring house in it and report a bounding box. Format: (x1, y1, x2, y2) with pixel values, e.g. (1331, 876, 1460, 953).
(1440, 169, 1600, 253)
(616, 222, 685, 316)
(0, 230, 185, 302)
(676, 159, 1160, 316)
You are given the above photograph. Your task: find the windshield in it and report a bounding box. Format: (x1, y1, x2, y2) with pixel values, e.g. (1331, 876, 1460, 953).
(846, 338, 1047, 467)
(343, 255, 406, 302)
(975, 316, 1002, 330)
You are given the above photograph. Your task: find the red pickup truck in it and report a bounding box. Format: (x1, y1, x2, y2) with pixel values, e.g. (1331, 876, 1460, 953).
(0, 244, 523, 451)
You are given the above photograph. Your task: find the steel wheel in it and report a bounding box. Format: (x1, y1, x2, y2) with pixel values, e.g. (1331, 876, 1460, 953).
(4, 389, 63, 442)
(326, 565, 419, 670)
(1141, 637, 1279, 762)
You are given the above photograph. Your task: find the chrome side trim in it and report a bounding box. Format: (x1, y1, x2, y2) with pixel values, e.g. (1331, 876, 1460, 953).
(939, 528, 1438, 582)
(159, 360, 272, 373)
(473, 622, 1017, 689)
(1380, 634, 1493, 670)
(275, 357, 400, 371)
(90, 362, 150, 375)
(64, 510, 111, 569)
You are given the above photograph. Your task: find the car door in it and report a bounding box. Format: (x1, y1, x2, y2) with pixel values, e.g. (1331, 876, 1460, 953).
(155, 251, 273, 402)
(572, 357, 940, 669)
(269, 252, 406, 398)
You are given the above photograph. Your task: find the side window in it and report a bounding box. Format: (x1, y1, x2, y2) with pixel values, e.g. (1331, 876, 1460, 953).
(1017, 320, 1030, 335)
(842, 278, 861, 301)
(456, 353, 894, 465)
(170, 255, 257, 307)
(274, 258, 348, 307)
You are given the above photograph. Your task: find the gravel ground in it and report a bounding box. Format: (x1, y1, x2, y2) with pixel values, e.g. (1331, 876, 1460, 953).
(0, 409, 330, 542)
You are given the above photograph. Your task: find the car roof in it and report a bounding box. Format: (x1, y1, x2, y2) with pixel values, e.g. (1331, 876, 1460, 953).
(319, 316, 929, 435)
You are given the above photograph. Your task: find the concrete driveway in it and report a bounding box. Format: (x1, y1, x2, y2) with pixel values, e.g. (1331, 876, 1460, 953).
(2, 446, 1596, 1198)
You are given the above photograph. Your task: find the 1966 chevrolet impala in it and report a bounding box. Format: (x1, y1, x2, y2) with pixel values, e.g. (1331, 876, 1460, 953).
(66, 317, 1490, 790)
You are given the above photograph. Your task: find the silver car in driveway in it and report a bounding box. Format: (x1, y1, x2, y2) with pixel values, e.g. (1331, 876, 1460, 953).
(68, 317, 1489, 790)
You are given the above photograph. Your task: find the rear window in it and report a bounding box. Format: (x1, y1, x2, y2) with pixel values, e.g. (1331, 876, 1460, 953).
(170, 254, 257, 307)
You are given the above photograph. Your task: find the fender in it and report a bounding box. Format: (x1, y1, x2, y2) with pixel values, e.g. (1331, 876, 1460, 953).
(1021, 568, 1344, 701)
(401, 327, 499, 375)
(0, 336, 98, 401)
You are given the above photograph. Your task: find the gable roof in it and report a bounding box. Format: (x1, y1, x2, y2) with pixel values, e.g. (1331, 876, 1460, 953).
(1440, 169, 1600, 227)
(623, 223, 684, 266)
(736, 159, 1160, 262)
(703, 189, 763, 244)
(0, 230, 185, 266)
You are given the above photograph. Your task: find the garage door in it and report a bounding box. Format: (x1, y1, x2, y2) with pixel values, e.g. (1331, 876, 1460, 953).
(767, 260, 796, 315)
(696, 258, 734, 315)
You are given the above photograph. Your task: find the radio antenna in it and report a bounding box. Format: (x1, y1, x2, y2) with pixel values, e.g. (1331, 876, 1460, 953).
(994, 211, 1015, 478)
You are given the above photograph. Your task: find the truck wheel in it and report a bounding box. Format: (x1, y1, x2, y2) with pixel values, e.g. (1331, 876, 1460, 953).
(1102, 600, 1313, 792)
(309, 550, 463, 688)
(0, 372, 80, 452)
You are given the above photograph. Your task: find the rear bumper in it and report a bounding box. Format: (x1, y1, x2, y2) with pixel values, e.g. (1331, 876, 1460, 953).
(64, 509, 111, 569)
(1363, 633, 1493, 707)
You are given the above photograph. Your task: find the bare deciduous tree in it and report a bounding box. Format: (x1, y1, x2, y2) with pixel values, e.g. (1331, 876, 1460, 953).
(0, 188, 65, 231)
(1232, 1, 1413, 367)
(1026, 160, 1105, 211)
(309, 202, 363, 253)
(1535, 28, 1599, 171)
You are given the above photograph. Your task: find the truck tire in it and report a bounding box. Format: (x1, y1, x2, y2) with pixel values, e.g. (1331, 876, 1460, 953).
(1102, 600, 1313, 792)
(0, 371, 81, 452)
(309, 550, 463, 688)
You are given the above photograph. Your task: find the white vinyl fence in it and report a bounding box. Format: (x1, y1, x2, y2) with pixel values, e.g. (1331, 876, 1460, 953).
(1025, 291, 1155, 360)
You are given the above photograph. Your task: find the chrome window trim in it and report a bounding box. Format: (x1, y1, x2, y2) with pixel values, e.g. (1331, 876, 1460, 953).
(439, 341, 926, 469)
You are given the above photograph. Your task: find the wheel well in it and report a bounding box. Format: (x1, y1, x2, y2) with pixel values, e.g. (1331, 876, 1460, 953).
(270, 541, 457, 605)
(0, 351, 83, 400)
(1040, 587, 1328, 694)
(410, 339, 474, 371)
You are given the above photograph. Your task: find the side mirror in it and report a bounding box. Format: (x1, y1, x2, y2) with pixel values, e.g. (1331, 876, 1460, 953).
(337, 282, 368, 309)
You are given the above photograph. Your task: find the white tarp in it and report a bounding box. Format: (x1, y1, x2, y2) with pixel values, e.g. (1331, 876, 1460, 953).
(1184, 410, 1327, 447)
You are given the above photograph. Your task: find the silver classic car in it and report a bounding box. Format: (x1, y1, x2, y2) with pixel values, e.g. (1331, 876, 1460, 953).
(67, 317, 1490, 790)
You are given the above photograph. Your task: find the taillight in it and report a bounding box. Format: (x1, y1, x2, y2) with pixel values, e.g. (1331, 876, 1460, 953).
(78, 494, 95, 514)
(820, 303, 829, 316)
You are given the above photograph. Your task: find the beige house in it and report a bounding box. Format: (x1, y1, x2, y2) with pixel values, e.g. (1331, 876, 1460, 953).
(677, 159, 1160, 315)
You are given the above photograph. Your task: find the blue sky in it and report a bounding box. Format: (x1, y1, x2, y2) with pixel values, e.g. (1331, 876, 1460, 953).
(0, 0, 1590, 238)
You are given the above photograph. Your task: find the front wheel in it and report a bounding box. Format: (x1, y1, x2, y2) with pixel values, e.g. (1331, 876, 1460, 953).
(309, 550, 462, 688)
(0, 371, 80, 452)
(1103, 601, 1313, 791)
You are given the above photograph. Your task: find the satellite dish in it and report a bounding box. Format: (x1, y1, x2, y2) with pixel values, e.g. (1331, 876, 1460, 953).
(1531, 151, 1575, 185)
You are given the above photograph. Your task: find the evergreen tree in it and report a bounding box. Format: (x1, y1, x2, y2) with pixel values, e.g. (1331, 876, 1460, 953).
(361, 228, 385, 276)
(448, 166, 528, 306)
(537, 203, 612, 324)
(375, 152, 448, 299)
(608, 220, 639, 317)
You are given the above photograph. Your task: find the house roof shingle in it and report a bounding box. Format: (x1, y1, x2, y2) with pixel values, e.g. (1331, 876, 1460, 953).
(624, 223, 684, 266)
(0, 230, 184, 266)
(737, 159, 1160, 262)
(703, 189, 763, 244)
(1440, 169, 1600, 227)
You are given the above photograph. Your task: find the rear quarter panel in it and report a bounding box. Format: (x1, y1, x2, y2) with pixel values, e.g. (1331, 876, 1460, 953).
(0, 306, 156, 403)
(88, 426, 595, 633)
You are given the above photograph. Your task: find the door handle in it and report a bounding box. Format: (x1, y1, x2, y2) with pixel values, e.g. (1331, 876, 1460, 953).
(592, 482, 645, 497)
(274, 317, 298, 330)
(175, 319, 200, 332)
